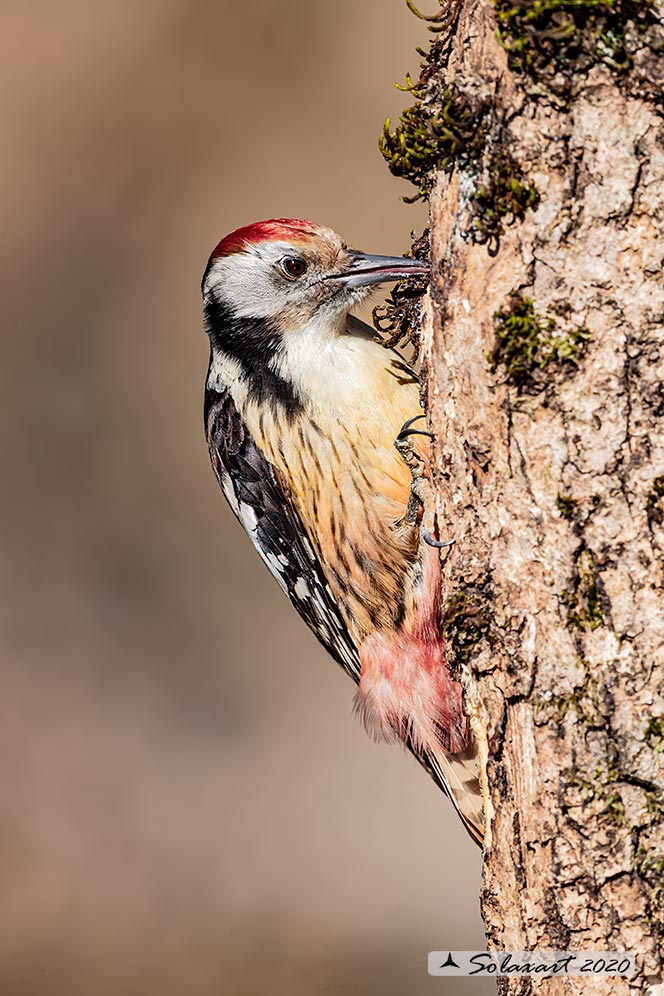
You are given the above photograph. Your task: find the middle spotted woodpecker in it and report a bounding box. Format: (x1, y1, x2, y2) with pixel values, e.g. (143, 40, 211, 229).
(202, 218, 483, 845)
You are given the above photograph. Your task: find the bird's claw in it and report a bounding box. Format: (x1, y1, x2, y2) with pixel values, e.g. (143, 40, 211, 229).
(423, 530, 455, 550)
(396, 414, 434, 442)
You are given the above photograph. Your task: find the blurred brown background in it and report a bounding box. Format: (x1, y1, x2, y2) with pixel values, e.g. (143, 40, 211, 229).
(1, 2, 492, 993)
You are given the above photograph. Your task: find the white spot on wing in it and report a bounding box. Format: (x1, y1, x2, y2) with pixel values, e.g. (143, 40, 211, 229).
(219, 473, 240, 515)
(239, 502, 258, 535)
(294, 578, 310, 599)
(257, 549, 289, 594)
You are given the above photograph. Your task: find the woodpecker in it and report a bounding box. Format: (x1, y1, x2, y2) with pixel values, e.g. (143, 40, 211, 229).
(202, 218, 483, 845)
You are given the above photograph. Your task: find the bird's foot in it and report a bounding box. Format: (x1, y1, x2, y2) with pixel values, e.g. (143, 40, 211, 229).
(395, 415, 431, 526)
(395, 416, 454, 548)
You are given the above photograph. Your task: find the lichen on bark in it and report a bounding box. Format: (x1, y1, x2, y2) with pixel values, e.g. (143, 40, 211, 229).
(384, 0, 664, 990)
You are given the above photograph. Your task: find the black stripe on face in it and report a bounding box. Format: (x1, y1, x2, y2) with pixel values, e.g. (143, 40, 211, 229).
(204, 296, 304, 418)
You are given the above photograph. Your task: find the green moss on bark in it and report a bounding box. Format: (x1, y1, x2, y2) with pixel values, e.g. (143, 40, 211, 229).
(492, 294, 590, 391)
(645, 716, 664, 753)
(634, 848, 664, 934)
(646, 476, 664, 527)
(493, 0, 663, 79)
(560, 546, 605, 631)
(379, 86, 487, 200)
(556, 494, 578, 520)
(536, 674, 611, 728)
(564, 757, 626, 826)
(469, 148, 539, 252)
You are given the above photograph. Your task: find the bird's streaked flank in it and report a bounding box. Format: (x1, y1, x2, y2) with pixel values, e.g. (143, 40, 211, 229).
(202, 218, 483, 845)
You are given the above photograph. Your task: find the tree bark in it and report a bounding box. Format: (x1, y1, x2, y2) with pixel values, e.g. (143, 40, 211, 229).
(390, 0, 664, 990)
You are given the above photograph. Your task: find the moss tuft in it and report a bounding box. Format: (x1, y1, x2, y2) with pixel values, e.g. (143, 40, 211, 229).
(644, 791, 664, 822)
(646, 476, 664, 527)
(492, 293, 590, 391)
(645, 716, 664, 753)
(379, 87, 487, 200)
(556, 494, 577, 520)
(405, 0, 453, 29)
(634, 847, 664, 933)
(469, 148, 540, 253)
(493, 0, 663, 80)
(380, 2, 542, 238)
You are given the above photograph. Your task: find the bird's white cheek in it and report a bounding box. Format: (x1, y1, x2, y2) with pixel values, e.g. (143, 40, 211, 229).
(207, 257, 283, 320)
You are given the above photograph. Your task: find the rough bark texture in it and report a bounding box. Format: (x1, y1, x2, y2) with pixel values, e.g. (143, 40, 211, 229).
(410, 0, 664, 991)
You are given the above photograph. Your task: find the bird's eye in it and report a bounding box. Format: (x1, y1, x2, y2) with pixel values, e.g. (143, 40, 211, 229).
(282, 257, 307, 278)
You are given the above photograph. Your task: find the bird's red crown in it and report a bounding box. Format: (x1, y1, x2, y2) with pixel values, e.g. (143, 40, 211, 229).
(210, 219, 320, 261)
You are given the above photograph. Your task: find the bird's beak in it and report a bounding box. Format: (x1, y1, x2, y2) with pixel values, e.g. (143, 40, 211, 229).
(327, 251, 430, 288)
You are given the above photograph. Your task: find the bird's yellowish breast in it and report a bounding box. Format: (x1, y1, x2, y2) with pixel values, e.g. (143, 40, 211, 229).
(242, 342, 426, 642)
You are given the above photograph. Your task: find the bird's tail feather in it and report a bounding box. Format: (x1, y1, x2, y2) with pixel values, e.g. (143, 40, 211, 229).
(423, 738, 485, 847)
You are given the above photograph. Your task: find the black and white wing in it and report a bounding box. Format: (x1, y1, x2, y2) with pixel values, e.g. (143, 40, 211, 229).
(205, 387, 361, 683)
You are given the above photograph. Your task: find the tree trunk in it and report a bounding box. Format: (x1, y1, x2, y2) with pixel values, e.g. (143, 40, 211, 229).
(383, 0, 664, 990)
